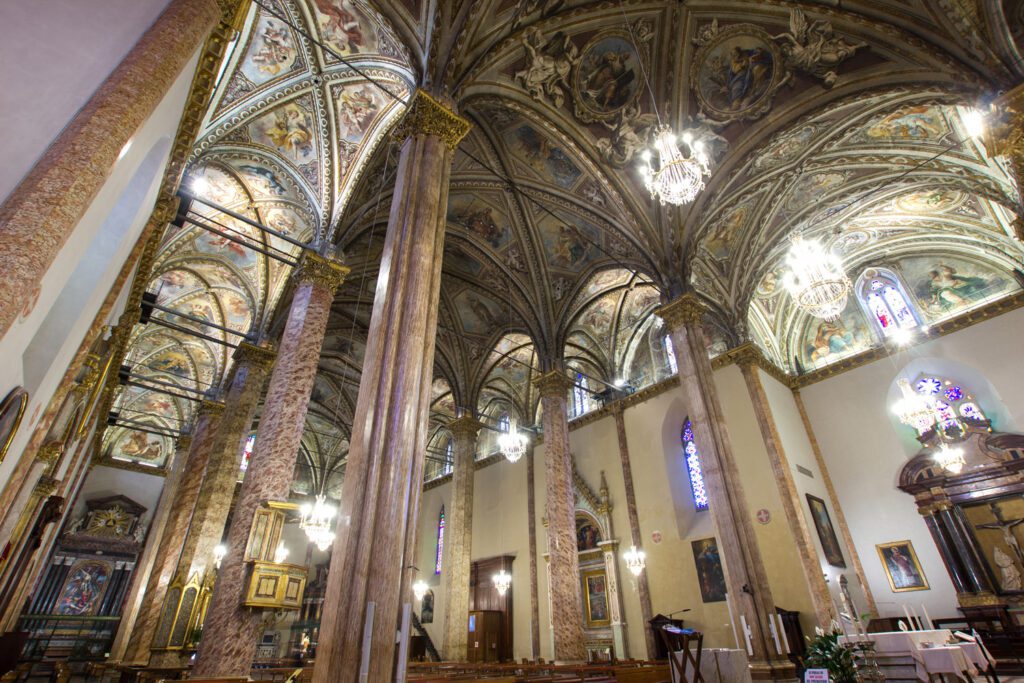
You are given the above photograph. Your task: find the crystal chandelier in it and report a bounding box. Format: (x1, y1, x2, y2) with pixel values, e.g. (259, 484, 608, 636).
(781, 233, 851, 321)
(412, 580, 428, 601)
(492, 569, 512, 596)
(213, 544, 227, 569)
(892, 378, 937, 435)
(623, 545, 646, 577)
(299, 494, 337, 551)
(641, 126, 711, 206)
(498, 416, 529, 464)
(933, 443, 965, 474)
(274, 541, 289, 564)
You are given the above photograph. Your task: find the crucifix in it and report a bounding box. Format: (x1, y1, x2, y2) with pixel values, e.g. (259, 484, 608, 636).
(975, 501, 1024, 568)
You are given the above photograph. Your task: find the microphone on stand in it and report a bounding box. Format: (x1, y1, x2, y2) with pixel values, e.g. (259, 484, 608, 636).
(666, 608, 691, 618)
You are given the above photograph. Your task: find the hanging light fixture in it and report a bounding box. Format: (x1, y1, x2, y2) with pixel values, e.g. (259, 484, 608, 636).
(492, 569, 512, 596)
(623, 545, 647, 577)
(781, 233, 851, 321)
(892, 378, 937, 435)
(641, 127, 712, 206)
(412, 580, 428, 601)
(498, 416, 529, 464)
(299, 494, 337, 552)
(933, 443, 966, 474)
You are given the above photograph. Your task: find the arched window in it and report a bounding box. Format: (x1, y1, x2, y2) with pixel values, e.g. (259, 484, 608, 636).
(444, 439, 454, 475)
(682, 419, 709, 511)
(664, 335, 678, 375)
(572, 371, 590, 417)
(856, 268, 918, 337)
(910, 373, 989, 433)
(498, 413, 510, 432)
(435, 506, 446, 574)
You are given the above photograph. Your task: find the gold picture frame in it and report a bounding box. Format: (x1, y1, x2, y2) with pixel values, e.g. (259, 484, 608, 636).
(580, 567, 611, 628)
(876, 540, 930, 592)
(0, 387, 28, 466)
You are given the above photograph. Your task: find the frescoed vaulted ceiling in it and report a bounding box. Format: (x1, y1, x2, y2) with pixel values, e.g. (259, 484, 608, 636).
(102, 0, 1024, 486)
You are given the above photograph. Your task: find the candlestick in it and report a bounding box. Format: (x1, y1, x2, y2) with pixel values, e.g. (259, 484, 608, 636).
(902, 604, 914, 631)
(921, 603, 934, 631)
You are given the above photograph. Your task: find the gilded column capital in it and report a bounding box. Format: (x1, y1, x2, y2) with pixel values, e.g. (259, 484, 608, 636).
(177, 434, 194, 453)
(218, 0, 252, 30)
(294, 252, 349, 292)
(533, 370, 574, 398)
(199, 399, 225, 418)
(656, 293, 706, 329)
(36, 442, 63, 466)
(392, 90, 472, 151)
(724, 342, 764, 368)
(34, 475, 61, 497)
(448, 415, 483, 439)
(233, 342, 277, 371)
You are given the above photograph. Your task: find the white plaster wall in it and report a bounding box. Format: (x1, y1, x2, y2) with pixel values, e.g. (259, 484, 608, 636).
(415, 481, 451, 653)
(71, 464, 165, 523)
(0, 46, 201, 494)
(0, 0, 173, 203)
(799, 307, 1024, 620)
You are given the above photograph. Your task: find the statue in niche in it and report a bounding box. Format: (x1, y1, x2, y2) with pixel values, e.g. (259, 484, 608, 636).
(515, 28, 579, 108)
(993, 546, 1022, 591)
(773, 9, 866, 87)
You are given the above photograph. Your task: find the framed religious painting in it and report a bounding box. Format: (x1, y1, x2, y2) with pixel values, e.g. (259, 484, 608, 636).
(691, 537, 727, 603)
(877, 540, 929, 592)
(580, 568, 611, 627)
(806, 494, 846, 568)
(0, 386, 28, 465)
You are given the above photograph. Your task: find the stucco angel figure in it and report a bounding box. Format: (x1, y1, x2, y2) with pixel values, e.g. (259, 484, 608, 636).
(514, 28, 579, 108)
(994, 546, 1022, 591)
(595, 104, 657, 166)
(774, 9, 866, 87)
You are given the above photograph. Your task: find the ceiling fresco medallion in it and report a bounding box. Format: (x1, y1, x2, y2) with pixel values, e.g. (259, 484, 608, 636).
(572, 29, 647, 123)
(691, 23, 789, 125)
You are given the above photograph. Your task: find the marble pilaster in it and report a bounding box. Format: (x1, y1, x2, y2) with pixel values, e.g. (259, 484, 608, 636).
(792, 389, 878, 614)
(534, 370, 587, 663)
(122, 400, 224, 664)
(192, 253, 347, 677)
(656, 294, 794, 680)
(734, 348, 832, 629)
(150, 342, 275, 665)
(310, 90, 471, 683)
(526, 447, 541, 658)
(611, 406, 656, 659)
(441, 415, 482, 661)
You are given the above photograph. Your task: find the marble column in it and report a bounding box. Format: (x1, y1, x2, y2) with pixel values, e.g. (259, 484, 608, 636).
(792, 389, 878, 614)
(122, 400, 224, 664)
(611, 406, 656, 659)
(526, 447, 541, 658)
(150, 342, 275, 665)
(192, 252, 347, 678)
(656, 294, 794, 680)
(533, 370, 587, 663)
(310, 90, 470, 683)
(441, 415, 482, 661)
(734, 347, 832, 629)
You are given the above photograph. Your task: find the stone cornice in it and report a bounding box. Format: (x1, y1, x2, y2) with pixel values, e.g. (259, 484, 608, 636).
(294, 252, 349, 292)
(533, 370, 574, 397)
(233, 341, 277, 371)
(656, 293, 705, 329)
(392, 90, 472, 151)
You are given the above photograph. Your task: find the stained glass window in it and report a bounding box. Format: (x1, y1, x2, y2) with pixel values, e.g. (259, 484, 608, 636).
(444, 440, 454, 475)
(665, 335, 678, 375)
(240, 434, 256, 474)
(572, 372, 590, 417)
(909, 374, 989, 433)
(857, 269, 918, 338)
(682, 419, 709, 511)
(435, 506, 445, 574)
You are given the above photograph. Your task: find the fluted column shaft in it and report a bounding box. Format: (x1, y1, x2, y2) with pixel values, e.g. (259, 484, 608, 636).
(191, 253, 346, 677)
(310, 90, 470, 683)
(442, 416, 482, 661)
(150, 342, 275, 665)
(611, 406, 656, 658)
(122, 401, 224, 664)
(657, 295, 793, 679)
(534, 370, 586, 662)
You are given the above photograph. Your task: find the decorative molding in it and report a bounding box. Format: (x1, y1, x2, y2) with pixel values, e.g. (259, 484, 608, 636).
(199, 399, 226, 418)
(533, 370, 574, 398)
(33, 475, 61, 497)
(712, 342, 791, 386)
(656, 293, 705, 329)
(447, 415, 484, 439)
(294, 251, 349, 291)
(36, 442, 63, 466)
(233, 341, 277, 371)
(94, 457, 168, 478)
(391, 90, 471, 151)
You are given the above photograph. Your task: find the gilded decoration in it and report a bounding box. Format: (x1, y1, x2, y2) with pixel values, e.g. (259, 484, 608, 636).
(448, 415, 483, 439)
(533, 369, 575, 397)
(0, 386, 28, 465)
(34, 475, 60, 497)
(656, 293, 705, 329)
(36, 443, 63, 466)
(233, 341, 277, 371)
(294, 251, 350, 291)
(391, 90, 472, 151)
